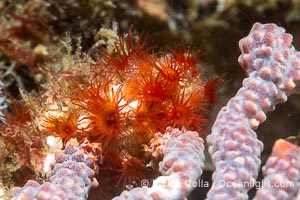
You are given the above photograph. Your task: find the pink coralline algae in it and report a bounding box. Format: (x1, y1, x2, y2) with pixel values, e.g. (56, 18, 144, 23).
(11, 139, 101, 200)
(207, 22, 300, 199)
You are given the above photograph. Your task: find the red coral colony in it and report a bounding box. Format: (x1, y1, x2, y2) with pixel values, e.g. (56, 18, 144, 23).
(0, 26, 222, 199)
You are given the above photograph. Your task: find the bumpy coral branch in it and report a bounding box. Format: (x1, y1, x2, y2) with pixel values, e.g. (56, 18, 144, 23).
(206, 22, 300, 199)
(7, 22, 300, 200)
(254, 139, 300, 200)
(113, 128, 205, 200)
(11, 139, 101, 200)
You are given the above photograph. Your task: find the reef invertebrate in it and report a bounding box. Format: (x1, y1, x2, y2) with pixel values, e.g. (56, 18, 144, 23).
(254, 139, 300, 200)
(5, 20, 300, 200)
(116, 156, 146, 188)
(113, 128, 205, 200)
(202, 76, 224, 107)
(72, 79, 129, 149)
(41, 112, 78, 144)
(100, 29, 148, 76)
(0, 97, 45, 188)
(155, 47, 200, 86)
(206, 22, 300, 199)
(11, 138, 101, 200)
(5, 24, 222, 199)
(125, 69, 170, 103)
(168, 88, 207, 132)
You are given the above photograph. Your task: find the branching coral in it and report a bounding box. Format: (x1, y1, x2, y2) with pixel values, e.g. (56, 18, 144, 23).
(254, 139, 300, 200)
(110, 22, 300, 200)
(207, 22, 300, 199)
(3, 20, 300, 200)
(0, 25, 221, 199)
(11, 138, 101, 200)
(113, 127, 205, 200)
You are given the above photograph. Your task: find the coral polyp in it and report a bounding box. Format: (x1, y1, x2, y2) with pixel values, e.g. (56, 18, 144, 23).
(73, 80, 129, 149)
(0, 98, 44, 188)
(1, 1, 300, 198)
(168, 89, 207, 132)
(41, 112, 78, 143)
(42, 30, 221, 197)
(101, 30, 148, 75)
(0, 26, 222, 199)
(129, 71, 169, 103)
(155, 48, 200, 86)
(116, 157, 146, 188)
